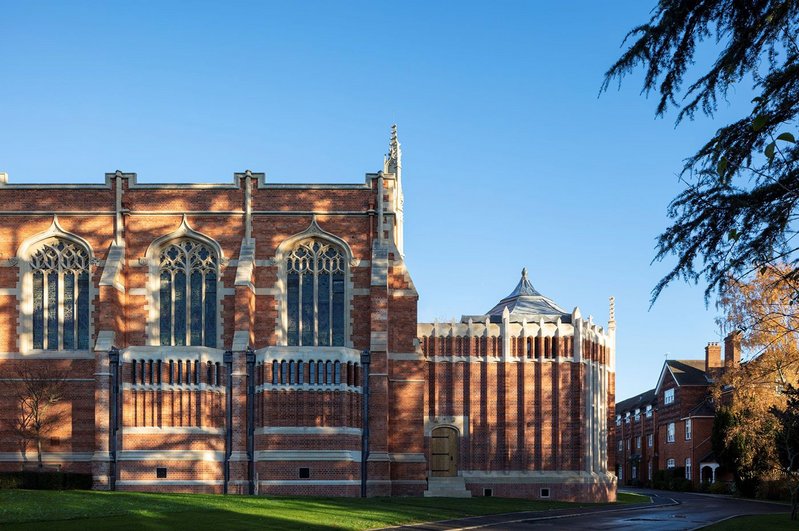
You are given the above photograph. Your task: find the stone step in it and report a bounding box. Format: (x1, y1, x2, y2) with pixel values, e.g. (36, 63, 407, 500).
(428, 478, 466, 484)
(423, 489, 472, 498)
(424, 476, 472, 498)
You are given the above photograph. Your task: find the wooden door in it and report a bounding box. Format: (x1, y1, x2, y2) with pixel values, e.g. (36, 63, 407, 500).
(431, 427, 458, 477)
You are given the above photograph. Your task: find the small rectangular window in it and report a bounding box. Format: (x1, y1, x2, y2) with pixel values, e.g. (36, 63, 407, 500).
(665, 388, 675, 405)
(667, 422, 675, 443)
(483, 488, 493, 497)
(299, 467, 310, 479)
(685, 419, 692, 440)
(156, 467, 167, 479)
(540, 488, 550, 498)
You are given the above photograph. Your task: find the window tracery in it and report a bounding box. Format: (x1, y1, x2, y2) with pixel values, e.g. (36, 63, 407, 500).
(158, 240, 218, 347)
(286, 240, 346, 346)
(30, 239, 90, 350)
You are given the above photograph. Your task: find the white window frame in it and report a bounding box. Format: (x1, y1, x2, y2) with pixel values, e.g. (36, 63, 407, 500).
(685, 458, 692, 480)
(648, 461, 653, 480)
(667, 422, 675, 443)
(634, 408, 640, 422)
(647, 433, 653, 447)
(685, 419, 692, 440)
(618, 440, 623, 452)
(645, 404, 653, 417)
(665, 388, 675, 405)
(667, 458, 675, 469)
(16, 218, 96, 354)
(636, 436, 641, 449)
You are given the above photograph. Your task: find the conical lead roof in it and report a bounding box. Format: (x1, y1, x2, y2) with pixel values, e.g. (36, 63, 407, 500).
(483, 268, 569, 322)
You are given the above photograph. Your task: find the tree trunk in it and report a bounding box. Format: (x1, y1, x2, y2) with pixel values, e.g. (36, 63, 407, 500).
(36, 437, 43, 469)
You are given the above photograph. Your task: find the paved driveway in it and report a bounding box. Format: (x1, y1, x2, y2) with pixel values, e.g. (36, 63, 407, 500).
(387, 489, 790, 530)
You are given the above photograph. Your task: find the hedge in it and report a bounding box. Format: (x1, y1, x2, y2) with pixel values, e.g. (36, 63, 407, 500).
(0, 471, 92, 490)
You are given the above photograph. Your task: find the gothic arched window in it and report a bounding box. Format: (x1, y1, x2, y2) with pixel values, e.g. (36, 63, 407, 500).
(159, 240, 218, 347)
(286, 240, 346, 346)
(30, 239, 90, 350)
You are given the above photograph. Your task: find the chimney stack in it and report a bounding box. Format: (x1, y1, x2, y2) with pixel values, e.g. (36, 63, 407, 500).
(724, 332, 741, 369)
(705, 342, 723, 373)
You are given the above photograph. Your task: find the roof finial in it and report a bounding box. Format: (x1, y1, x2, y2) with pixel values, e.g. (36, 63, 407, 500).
(522, 267, 528, 280)
(609, 296, 616, 323)
(387, 124, 401, 174)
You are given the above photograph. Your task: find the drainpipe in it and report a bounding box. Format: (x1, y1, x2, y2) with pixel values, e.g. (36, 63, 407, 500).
(360, 350, 371, 498)
(246, 347, 256, 495)
(223, 351, 233, 494)
(108, 347, 120, 491)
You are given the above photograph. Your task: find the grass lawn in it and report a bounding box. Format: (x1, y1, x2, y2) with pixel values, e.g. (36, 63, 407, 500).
(704, 513, 795, 530)
(0, 490, 647, 530)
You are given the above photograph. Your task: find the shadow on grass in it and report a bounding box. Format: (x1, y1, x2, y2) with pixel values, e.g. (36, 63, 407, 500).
(0, 490, 607, 530)
(0, 509, 340, 531)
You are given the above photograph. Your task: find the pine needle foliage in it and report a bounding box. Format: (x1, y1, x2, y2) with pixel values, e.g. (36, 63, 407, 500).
(602, 0, 799, 303)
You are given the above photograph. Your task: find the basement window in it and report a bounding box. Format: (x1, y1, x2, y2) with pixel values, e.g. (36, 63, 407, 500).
(540, 488, 550, 499)
(156, 467, 167, 479)
(299, 467, 310, 479)
(483, 488, 493, 497)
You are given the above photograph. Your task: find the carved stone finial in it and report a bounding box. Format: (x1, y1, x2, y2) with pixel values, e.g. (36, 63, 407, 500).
(387, 124, 401, 174)
(609, 296, 616, 323)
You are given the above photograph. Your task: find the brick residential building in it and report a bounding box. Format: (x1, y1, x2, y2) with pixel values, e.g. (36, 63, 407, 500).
(613, 336, 740, 487)
(0, 127, 616, 501)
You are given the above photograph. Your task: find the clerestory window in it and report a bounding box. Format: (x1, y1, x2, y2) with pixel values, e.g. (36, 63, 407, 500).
(286, 240, 346, 346)
(158, 240, 218, 347)
(30, 239, 90, 350)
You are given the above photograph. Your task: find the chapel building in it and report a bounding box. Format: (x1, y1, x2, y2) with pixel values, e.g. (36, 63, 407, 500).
(0, 128, 616, 501)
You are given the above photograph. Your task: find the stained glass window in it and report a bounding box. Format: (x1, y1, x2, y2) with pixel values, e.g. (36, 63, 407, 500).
(286, 240, 346, 346)
(29, 239, 91, 350)
(159, 240, 218, 347)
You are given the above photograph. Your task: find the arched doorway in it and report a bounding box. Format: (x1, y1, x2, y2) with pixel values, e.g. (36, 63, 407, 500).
(431, 426, 459, 477)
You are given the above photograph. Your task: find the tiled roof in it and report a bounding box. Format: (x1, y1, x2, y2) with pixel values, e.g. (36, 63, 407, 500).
(687, 398, 716, 417)
(616, 388, 656, 413)
(666, 359, 710, 386)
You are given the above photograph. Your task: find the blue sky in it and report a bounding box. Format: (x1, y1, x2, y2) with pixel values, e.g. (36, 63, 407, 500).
(0, 2, 755, 400)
